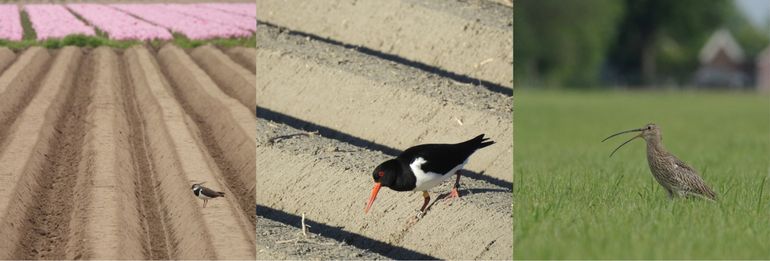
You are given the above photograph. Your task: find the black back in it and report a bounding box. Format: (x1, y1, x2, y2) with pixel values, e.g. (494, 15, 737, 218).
(397, 134, 494, 175)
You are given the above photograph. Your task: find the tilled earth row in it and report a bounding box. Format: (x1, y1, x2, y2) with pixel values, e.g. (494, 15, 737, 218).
(0, 44, 256, 259)
(256, 0, 513, 259)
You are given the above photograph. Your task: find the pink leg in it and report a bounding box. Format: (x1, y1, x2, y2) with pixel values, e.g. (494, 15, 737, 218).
(419, 191, 430, 213)
(449, 171, 461, 198)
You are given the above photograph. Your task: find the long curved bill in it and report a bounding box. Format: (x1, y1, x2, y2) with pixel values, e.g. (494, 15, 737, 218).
(608, 133, 642, 157)
(364, 182, 382, 214)
(601, 128, 644, 142)
(603, 127, 645, 157)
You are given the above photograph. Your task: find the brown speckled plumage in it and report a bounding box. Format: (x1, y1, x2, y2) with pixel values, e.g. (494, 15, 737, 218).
(604, 123, 717, 201)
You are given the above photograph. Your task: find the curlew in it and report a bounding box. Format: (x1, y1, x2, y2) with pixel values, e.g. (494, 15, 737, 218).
(603, 123, 717, 201)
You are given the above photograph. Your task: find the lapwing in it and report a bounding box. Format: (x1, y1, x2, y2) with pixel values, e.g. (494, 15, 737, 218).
(364, 134, 494, 217)
(191, 183, 225, 208)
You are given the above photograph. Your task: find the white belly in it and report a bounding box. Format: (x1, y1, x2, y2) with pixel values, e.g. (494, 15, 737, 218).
(194, 190, 213, 200)
(410, 157, 466, 191)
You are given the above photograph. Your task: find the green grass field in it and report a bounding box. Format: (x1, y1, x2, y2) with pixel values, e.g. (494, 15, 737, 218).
(514, 90, 770, 259)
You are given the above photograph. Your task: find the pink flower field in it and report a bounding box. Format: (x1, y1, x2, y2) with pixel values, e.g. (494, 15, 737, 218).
(0, 3, 255, 41)
(200, 3, 257, 18)
(0, 5, 22, 41)
(112, 4, 252, 40)
(25, 4, 96, 40)
(167, 4, 256, 32)
(67, 4, 173, 41)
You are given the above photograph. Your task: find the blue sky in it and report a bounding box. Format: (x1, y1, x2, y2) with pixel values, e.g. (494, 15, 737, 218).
(735, 0, 770, 28)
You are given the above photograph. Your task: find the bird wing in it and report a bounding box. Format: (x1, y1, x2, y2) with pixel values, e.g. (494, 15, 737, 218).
(671, 156, 717, 200)
(200, 186, 225, 198)
(400, 144, 474, 175)
(399, 135, 493, 175)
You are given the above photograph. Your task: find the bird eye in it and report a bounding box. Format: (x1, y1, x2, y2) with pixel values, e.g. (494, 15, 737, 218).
(378, 171, 384, 177)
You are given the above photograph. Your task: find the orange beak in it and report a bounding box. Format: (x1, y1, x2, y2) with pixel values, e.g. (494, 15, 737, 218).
(364, 182, 382, 214)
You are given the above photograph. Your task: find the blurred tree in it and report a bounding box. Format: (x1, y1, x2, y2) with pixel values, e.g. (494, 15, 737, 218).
(607, 0, 733, 86)
(515, 0, 623, 88)
(516, 0, 770, 88)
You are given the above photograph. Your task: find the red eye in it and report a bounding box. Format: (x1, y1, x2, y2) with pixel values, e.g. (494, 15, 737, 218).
(378, 171, 384, 177)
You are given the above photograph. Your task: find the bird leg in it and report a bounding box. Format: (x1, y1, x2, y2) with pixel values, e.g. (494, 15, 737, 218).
(449, 170, 461, 198)
(418, 191, 430, 217)
(203, 199, 208, 208)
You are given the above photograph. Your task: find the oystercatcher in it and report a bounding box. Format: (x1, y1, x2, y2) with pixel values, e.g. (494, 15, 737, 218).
(191, 183, 225, 208)
(364, 134, 494, 217)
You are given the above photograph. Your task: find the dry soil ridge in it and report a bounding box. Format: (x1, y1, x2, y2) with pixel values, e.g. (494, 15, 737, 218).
(0, 46, 80, 258)
(0, 45, 255, 259)
(226, 46, 256, 74)
(191, 45, 256, 112)
(256, 25, 513, 183)
(256, 118, 513, 259)
(257, 0, 513, 89)
(159, 44, 257, 230)
(127, 45, 255, 259)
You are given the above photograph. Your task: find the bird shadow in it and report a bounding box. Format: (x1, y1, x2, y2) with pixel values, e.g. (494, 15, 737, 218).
(256, 205, 438, 260)
(258, 106, 514, 190)
(420, 187, 511, 218)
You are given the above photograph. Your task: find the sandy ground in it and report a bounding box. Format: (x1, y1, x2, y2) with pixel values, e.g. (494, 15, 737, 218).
(257, 25, 513, 183)
(256, 0, 512, 259)
(257, 0, 513, 90)
(0, 44, 256, 259)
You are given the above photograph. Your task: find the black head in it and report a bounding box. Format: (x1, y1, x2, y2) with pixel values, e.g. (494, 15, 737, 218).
(365, 159, 402, 214)
(371, 159, 401, 188)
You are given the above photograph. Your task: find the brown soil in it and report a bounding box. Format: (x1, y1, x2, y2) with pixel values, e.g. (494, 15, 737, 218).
(257, 0, 512, 258)
(191, 45, 256, 112)
(0, 45, 255, 259)
(256, 119, 512, 259)
(226, 46, 256, 74)
(257, 0, 513, 89)
(0, 47, 15, 74)
(158, 44, 256, 230)
(257, 25, 513, 182)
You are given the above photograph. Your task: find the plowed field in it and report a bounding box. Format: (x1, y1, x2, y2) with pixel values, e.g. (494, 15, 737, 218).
(0, 44, 256, 259)
(256, 0, 513, 259)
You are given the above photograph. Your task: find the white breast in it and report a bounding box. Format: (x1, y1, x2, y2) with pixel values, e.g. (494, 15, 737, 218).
(409, 157, 466, 191)
(193, 188, 212, 199)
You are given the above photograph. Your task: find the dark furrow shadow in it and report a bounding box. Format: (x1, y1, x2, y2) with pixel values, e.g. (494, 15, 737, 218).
(256, 205, 439, 260)
(257, 106, 513, 190)
(256, 21, 513, 96)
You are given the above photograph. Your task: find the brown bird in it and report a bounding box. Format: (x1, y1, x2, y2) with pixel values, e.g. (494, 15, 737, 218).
(603, 123, 717, 201)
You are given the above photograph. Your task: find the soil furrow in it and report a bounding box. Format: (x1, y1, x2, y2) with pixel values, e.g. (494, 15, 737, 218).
(126, 45, 254, 259)
(66, 47, 148, 259)
(0, 47, 15, 74)
(191, 45, 256, 112)
(0, 47, 65, 259)
(257, 0, 513, 89)
(257, 25, 513, 182)
(158, 44, 256, 229)
(118, 49, 172, 260)
(257, 207, 391, 260)
(8, 47, 85, 259)
(225, 46, 256, 74)
(0, 47, 50, 147)
(256, 118, 513, 259)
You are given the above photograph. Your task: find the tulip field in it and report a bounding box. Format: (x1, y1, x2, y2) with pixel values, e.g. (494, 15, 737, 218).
(0, 2, 256, 48)
(0, 5, 22, 41)
(68, 4, 172, 41)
